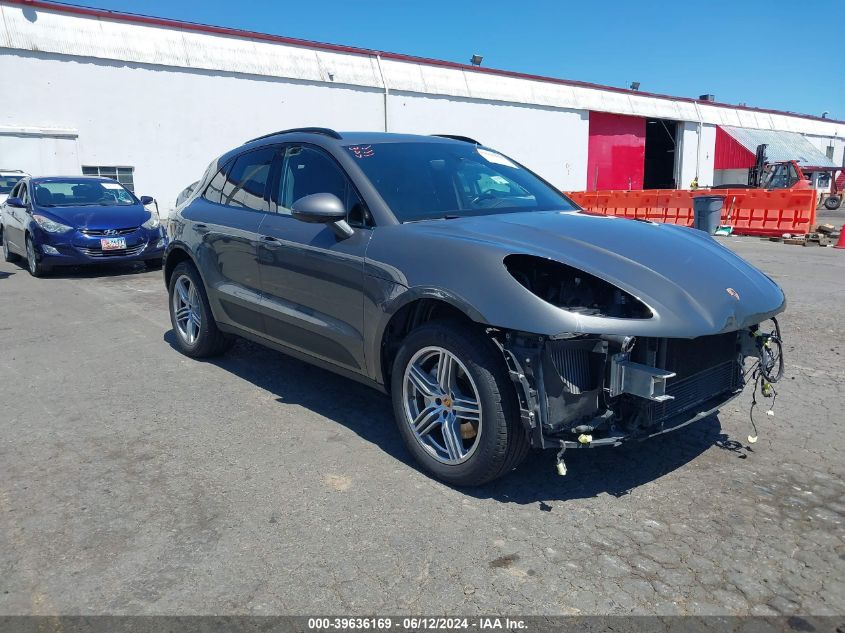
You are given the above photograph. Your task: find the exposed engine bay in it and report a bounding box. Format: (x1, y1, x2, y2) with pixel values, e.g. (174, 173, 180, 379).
(505, 254, 653, 319)
(495, 318, 784, 463)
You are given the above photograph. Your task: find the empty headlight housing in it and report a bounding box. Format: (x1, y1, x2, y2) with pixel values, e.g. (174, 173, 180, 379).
(504, 254, 652, 319)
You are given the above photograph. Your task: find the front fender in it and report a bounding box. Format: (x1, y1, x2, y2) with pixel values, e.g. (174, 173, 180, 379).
(362, 275, 492, 385)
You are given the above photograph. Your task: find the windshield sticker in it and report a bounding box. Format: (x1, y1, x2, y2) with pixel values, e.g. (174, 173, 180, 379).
(477, 148, 518, 168)
(490, 175, 510, 185)
(102, 183, 123, 189)
(349, 145, 374, 159)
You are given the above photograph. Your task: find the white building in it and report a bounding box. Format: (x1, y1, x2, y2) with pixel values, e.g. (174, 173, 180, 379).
(1, 0, 843, 213)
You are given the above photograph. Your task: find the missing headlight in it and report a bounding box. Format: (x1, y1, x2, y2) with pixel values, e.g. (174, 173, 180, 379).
(504, 254, 652, 319)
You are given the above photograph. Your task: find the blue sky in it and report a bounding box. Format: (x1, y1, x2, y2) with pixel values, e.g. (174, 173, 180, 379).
(70, 0, 841, 119)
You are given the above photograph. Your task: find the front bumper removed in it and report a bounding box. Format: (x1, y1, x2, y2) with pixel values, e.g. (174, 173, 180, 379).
(499, 330, 749, 451)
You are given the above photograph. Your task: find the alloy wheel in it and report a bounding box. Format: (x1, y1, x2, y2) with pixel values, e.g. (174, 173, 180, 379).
(172, 275, 202, 345)
(402, 346, 483, 465)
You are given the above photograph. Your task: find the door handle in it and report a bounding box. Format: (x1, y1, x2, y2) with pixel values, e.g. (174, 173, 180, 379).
(260, 235, 283, 248)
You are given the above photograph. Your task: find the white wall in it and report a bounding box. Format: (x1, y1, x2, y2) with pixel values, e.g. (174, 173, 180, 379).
(713, 168, 749, 187)
(804, 134, 845, 167)
(0, 51, 385, 213)
(0, 50, 593, 212)
(4, 1, 844, 143)
(0, 129, 80, 174)
(387, 92, 589, 191)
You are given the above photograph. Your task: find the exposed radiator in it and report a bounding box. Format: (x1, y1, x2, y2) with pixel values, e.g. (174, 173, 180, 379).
(548, 344, 595, 394)
(649, 359, 739, 422)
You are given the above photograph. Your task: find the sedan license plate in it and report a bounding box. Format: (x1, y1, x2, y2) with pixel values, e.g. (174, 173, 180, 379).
(100, 237, 127, 251)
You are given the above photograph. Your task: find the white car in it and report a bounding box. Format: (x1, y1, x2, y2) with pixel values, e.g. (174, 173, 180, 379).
(0, 170, 28, 205)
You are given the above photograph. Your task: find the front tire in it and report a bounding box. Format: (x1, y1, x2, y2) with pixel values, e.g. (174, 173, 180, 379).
(391, 321, 529, 486)
(2, 227, 20, 263)
(25, 235, 50, 277)
(824, 195, 842, 211)
(168, 261, 232, 358)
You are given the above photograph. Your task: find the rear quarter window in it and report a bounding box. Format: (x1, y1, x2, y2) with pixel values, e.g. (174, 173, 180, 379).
(202, 161, 231, 205)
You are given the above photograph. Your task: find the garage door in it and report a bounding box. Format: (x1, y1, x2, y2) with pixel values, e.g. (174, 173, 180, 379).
(586, 112, 645, 191)
(0, 129, 80, 175)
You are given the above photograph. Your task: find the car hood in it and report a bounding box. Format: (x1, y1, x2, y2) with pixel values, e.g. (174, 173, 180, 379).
(368, 210, 786, 337)
(38, 204, 150, 229)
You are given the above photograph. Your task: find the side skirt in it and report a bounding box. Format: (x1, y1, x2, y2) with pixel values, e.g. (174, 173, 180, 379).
(217, 323, 387, 394)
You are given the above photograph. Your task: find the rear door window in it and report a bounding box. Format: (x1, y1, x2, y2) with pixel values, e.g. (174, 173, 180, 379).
(220, 148, 275, 212)
(202, 148, 276, 211)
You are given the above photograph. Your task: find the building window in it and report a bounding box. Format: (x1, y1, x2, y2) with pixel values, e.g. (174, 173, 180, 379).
(82, 166, 135, 192)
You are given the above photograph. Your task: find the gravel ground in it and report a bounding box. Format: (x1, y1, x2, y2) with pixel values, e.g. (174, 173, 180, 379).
(0, 237, 842, 616)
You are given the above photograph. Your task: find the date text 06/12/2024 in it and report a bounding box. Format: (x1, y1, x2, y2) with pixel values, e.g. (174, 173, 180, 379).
(306, 618, 527, 630)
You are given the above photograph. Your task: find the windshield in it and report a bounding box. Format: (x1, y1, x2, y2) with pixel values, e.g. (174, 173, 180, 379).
(33, 180, 137, 207)
(0, 175, 23, 194)
(345, 142, 577, 222)
(760, 162, 799, 190)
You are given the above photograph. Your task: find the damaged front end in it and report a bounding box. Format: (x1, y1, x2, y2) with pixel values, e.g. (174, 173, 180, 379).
(502, 332, 734, 449)
(495, 251, 785, 461)
(498, 322, 783, 459)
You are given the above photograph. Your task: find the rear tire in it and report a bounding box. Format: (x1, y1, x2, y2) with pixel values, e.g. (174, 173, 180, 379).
(168, 260, 233, 358)
(824, 195, 842, 211)
(391, 321, 529, 486)
(25, 235, 50, 277)
(2, 227, 20, 263)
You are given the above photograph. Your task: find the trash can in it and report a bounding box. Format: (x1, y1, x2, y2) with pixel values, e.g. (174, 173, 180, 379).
(693, 195, 725, 235)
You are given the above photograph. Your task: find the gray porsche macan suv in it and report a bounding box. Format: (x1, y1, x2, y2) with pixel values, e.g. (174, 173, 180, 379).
(164, 128, 785, 485)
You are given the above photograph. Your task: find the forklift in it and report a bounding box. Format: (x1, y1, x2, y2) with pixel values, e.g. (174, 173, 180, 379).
(747, 144, 843, 210)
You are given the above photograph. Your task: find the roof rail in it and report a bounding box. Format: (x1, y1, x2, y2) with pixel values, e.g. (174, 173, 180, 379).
(431, 134, 481, 145)
(247, 127, 343, 143)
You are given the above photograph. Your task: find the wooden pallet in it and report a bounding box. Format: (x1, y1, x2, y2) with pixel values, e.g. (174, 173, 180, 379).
(765, 233, 832, 247)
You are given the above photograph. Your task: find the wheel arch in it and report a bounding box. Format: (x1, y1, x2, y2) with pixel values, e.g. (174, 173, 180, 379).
(24, 228, 36, 252)
(376, 288, 491, 391)
(163, 244, 197, 288)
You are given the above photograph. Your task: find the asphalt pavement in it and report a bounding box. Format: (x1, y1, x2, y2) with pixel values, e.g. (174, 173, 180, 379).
(0, 237, 843, 615)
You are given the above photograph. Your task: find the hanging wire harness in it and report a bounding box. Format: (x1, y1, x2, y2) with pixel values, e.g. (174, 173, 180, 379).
(745, 317, 784, 443)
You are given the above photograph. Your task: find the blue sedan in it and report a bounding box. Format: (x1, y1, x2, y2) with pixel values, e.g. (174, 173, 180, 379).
(0, 176, 167, 277)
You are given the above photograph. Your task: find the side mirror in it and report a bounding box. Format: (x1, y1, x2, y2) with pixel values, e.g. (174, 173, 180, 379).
(6, 196, 25, 208)
(291, 193, 353, 239)
(139, 195, 155, 205)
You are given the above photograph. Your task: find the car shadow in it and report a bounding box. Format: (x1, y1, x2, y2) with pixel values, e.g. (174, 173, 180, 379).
(0, 269, 14, 280)
(465, 417, 732, 504)
(164, 331, 741, 502)
(163, 331, 410, 466)
(35, 262, 159, 279)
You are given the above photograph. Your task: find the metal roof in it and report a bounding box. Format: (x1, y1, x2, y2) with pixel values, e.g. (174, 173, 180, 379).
(720, 126, 838, 168)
